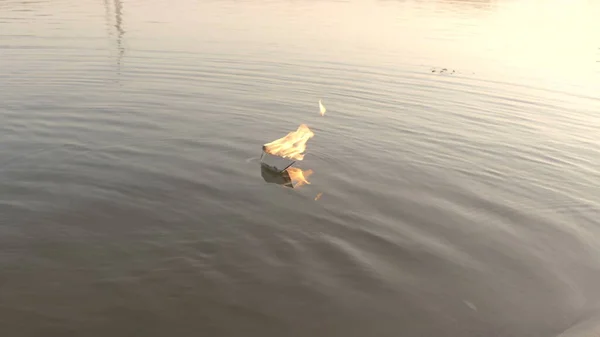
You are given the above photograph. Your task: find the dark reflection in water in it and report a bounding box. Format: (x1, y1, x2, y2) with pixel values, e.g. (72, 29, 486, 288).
(103, 0, 126, 75)
(261, 165, 294, 188)
(260, 165, 315, 189)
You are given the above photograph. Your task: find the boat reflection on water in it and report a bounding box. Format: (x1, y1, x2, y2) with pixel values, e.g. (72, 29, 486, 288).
(261, 165, 293, 188)
(260, 165, 313, 189)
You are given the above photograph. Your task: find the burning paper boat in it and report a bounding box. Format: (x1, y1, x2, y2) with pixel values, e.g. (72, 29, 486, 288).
(261, 124, 314, 173)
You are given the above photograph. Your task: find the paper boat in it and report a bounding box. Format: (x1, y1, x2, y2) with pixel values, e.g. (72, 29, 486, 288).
(260, 146, 296, 173)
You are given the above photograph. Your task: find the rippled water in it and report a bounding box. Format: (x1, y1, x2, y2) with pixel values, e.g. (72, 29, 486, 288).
(2, 0, 600, 336)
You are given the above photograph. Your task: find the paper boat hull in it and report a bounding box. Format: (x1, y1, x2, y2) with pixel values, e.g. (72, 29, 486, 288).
(260, 147, 295, 173)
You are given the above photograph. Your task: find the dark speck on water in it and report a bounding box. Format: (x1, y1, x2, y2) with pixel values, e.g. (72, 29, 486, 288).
(1, 0, 600, 336)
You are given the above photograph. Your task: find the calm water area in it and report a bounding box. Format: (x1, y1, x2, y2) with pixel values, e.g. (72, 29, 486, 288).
(1, 0, 600, 336)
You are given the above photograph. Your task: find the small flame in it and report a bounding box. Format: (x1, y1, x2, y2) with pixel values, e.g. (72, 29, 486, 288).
(287, 167, 313, 187)
(314, 192, 323, 201)
(319, 100, 326, 116)
(264, 124, 315, 160)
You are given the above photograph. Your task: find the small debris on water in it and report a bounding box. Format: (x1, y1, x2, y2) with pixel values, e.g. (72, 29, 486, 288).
(431, 67, 456, 75)
(463, 300, 477, 311)
(319, 100, 326, 116)
(314, 192, 323, 201)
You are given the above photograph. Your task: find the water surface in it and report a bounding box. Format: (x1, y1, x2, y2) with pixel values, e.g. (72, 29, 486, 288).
(1, 0, 600, 336)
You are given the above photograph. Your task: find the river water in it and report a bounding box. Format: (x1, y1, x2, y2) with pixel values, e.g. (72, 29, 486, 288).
(1, 0, 600, 336)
